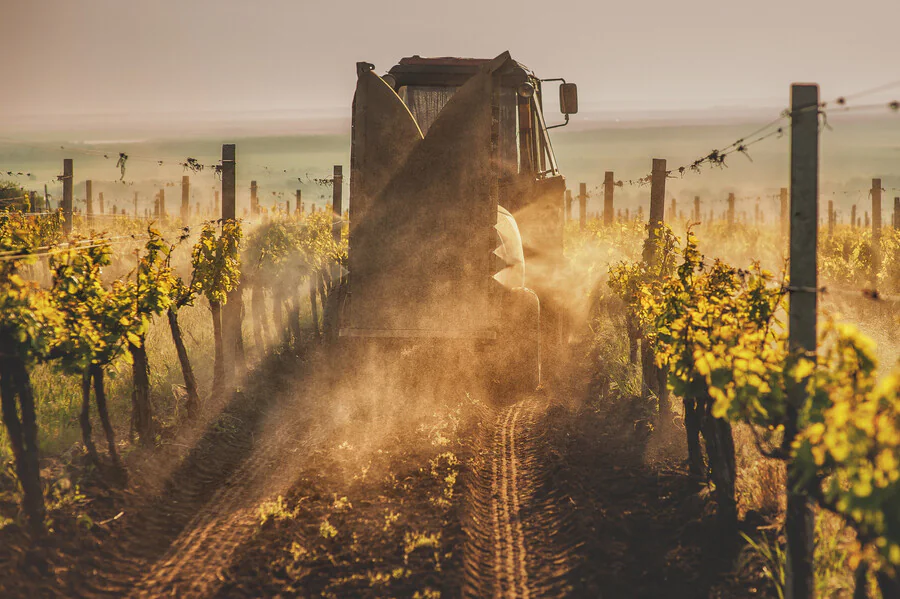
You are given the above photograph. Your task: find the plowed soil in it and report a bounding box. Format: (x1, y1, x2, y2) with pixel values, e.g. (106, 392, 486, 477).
(0, 341, 772, 598)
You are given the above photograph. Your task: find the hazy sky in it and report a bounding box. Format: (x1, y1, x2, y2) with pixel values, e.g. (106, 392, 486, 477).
(3, 0, 899, 125)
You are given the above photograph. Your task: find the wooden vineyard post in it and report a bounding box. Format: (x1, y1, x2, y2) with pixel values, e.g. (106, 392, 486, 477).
(640, 158, 669, 420)
(98, 192, 104, 215)
(894, 197, 899, 229)
(62, 159, 73, 234)
(565, 190, 573, 222)
(780, 187, 789, 241)
(786, 82, 819, 599)
(578, 183, 587, 230)
(220, 144, 244, 375)
(670, 198, 677, 222)
(222, 145, 235, 221)
(159, 188, 166, 220)
(827, 200, 834, 236)
(181, 175, 190, 222)
(603, 171, 614, 226)
(644, 160, 666, 259)
(85, 180, 93, 227)
(250, 180, 258, 217)
(726, 192, 735, 231)
(693, 196, 700, 222)
(871, 178, 882, 289)
(296, 189, 302, 215)
(332, 166, 343, 240)
(332, 165, 344, 284)
(851, 204, 857, 229)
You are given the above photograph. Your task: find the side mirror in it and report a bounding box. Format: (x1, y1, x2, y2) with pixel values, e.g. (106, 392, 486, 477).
(559, 83, 578, 115)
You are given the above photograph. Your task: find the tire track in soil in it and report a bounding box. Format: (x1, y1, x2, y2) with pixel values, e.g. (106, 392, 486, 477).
(119, 404, 317, 598)
(464, 396, 578, 598)
(66, 399, 263, 598)
(61, 352, 318, 599)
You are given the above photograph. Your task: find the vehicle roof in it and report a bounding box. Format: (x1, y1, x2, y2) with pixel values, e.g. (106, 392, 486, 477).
(387, 55, 533, 87)
(398, 56, 493, 67)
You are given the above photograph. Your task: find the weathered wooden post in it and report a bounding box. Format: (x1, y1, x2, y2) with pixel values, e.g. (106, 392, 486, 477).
(220, 144, 244, 374)
(250, 180, 258, 217)
(603, 171, 614, 226)
(98, 192, 105, 215)
(85, 180, 93, 227)
(727, 192, 735, 230)
(894, 197, 899, 229)
(851, 204, 857, 229)
(693, 196, 700, 222)
(62, 159, 73, 234)
(565, 190, 573, 222)
(159, 188, 167, 220)
(332, 165, 344, 283)
(785, 82, 819, 599)
(296, 189, 302, 215)
(641, 159, 668, 416)
(670, 197, 677, 222)
(181, 175, 190, 222)
(872, 178, 882, 289)
(332, 165, 343, 236)
(578, 183, 587, 230)
(222, 145, 235, 221)
(827, 200, 834, 236)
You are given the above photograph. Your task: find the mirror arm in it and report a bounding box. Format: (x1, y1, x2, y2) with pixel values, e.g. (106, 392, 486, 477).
(546, 113, 569, 130)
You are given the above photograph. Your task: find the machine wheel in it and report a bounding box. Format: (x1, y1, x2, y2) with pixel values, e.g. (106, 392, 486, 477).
(489, 287, 541, 396)
(322, 278, 349, 343)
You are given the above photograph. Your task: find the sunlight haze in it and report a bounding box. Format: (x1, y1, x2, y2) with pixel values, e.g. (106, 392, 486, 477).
(4, 0, 899, 130)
